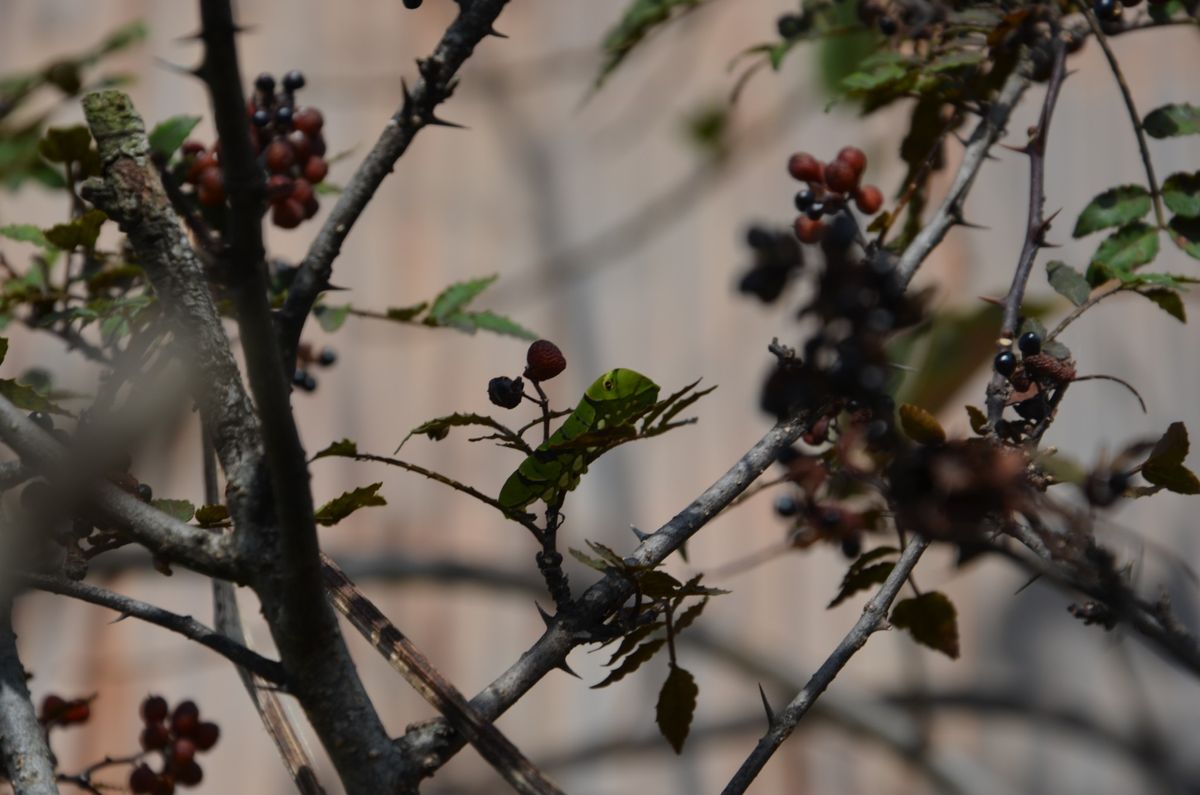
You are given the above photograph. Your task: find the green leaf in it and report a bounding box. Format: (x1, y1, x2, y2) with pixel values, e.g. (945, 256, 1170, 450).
(595, 0, 707, 89)
(1142, 422, 1200, 495)
(569, 546, 609, 572)
(428, 275, 498, 324)
(396, 413, 517, 451)
(313, 439, 359, 460)
(656, 664, 698, 753)
(1039, 451, 1086, 485)
(1168, 216, 1200, 260)
(591, 638, 666, 688)
(925, 50, 985, 73)
(37, 125, 92, 163)
(828, 547, 899, 608)
(0, 224, 53, 249)
(891, 591, 960, 659)
(842, 63, 909, 93)
(148, 115, 201, 159)
(43, 209, 106, 251)
(1046, 260, 1091, 306)
(455, 310, 538, 340)
(1163, 172, 1200, 218)
(1138, 288, 1186, 323)
(194, 504, 230, 527)
(314, 483, 387, 527)
(1086, 222, 1160, 285)
(1143, 103, 1200, 139)
(898, 403, 946, 445)
(0, 379, 68, 415)
(313, 303, 350, 332)
(385, 302, 427, 322)
(151, 499, 195, 522)
(1072, 186, 1151, 238)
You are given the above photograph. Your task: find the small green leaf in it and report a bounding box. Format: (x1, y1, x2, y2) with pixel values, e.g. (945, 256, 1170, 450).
(148, 115, 201, 159)
(891, 591, 960, 659)
(0, 380, 68, 415)
(965, 405, 988, 435)
(1163, 172, 1200, 218)
(925, 50, 984, 73)
(1039, 452, 1086, 485)
(594, 0, 707, 89)
(1086, 222, 1160, 285)
(313, 303, 351, 332)
(1143, 103, 1200, 139)
(828, 547, 899, 608)
(1168, 216, 1200, 260)
(457, 310, 538, 340)
(385, 302, 428, 322)
(314, 483, 387, 527)
(898, 403, 946, 445)
(591, 638, 666, 688)
(0, 224, 52, 249)
(43, 209, 106, 251)
(37, 125, 92, 163)
(313, 439, 359, 460)
(1073, 186, 1151, 238)
(569, 547, 609, 572)
(842, 63, 908, 93)
(396, 413, 517, 451)
(1046, 260, 1091, 306)
(1139, 288, 1186, 323)
(428, 275, 498, 323)
(195, 504, 230, 526)
(151, 499, 195, 522)
(656, 664, 698, 753)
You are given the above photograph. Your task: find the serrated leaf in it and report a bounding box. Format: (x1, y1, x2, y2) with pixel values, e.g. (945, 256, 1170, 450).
(38, 125, 92, 163)
(396, 412, 517, 451)
(1072, 186, 1151, 238)
(604, 621, 664, 666)
(0, 379, 68, 415)
(151, 499, 195, 522)
(1168, 216, 1200, 260)
(673, 597, 708, 633)
(675, 575, 729, 597)
(1141, 422, 1200, 495)
(456, 310, 538, 340)
(965, 405, 988, 435)
(891, 591, 960, 659)
(1046, 260, 1091, 306)
(385, 302, 427, 322)
(925, 50, 984, 73)
(313, 438, 359, 460)
(1086, 222, 1160, 285)
(591, 638, 666, 688)
(595, 0, 707, 89)
(828, 546, 899, 608)
(194, 504, 230, 526)
(586, 539, 628, 569)
(148, 115, 201, 159)
(1143, 103, 1200, 139)
(1163, 172, 1200, 218)
(428, 275, 498, 323)
(899, 403, 946, 445)
(569, 547, 609, 572)
(1139, 288, 1186, 322)
(313, 303, 350, 332)
(656, 664, 698, 753)
(638, 570, 683, 599)
(314, 483, 387, 527)
(0, 224, 53, 249)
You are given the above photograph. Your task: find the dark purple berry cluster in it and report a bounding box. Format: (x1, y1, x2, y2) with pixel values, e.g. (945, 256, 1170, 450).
(292, 342, 338, 393)
(129, 696, 220, 793)
(738, 226, 802, 303)
(787, 147, 883, 244)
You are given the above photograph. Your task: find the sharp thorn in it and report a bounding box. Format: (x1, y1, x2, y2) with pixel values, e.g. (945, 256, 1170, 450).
(630, 525, 650, 541)
(997, 143, 1028, 155)
(955, 218, 990, 230)
(174, 30, 204, 43)
(153, 57, 200, 77)
(554, 659, 581, 679)
(1014, 572, 1042, 595)
(323, 282, 351, 292)
(758, 683, 776, 727)
(977, 295, 1006, 307)
(487, 27, 509, 38)
(535, 602, 555, 627)
(426, 115, 467, 130)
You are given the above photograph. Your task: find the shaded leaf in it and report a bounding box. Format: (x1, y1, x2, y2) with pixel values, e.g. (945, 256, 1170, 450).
(1168, 215, 1200, 261)
(148, 115, 201, 159)
(194, 504, 230, 527)
(842, 62, 909, 93)
(656, 664, 698, 753)
(452, 310, 538, 340)
(1143, 103, 1200, 138)
(314, 483, 387, 527)
(569, 547, 609, 572)
(313, 438, 358, 460)
(43, 209, 106, 251)
(1046, 260, 1091, 306)
(591, 638, 666, 688)
(891, 591, 960, 658)
(673, 597, 708, 633)
(899, 403, 946, 445)
(428, 275, 498, 323)
(0, 379, 68, 415)
(1163, 172, 1200, 218)
(604, 621, 664, 666)
(829, 547, 899, 608)
(1142, 422, 1200, 495)
(586, 540, 628, 569)
(965, 405, 988, 435)
(1139, 288, 1186, 323)
(38, 125, 92, 163)
(595, 0, 707, 89)
(151, 499, 194, 523)
(1072, 185, 1151, 238)
(1086, 222, 1160, 285)
(638, 570, 683, 599)
(396, 413, 518, 451)
(386, 302, 427, 322)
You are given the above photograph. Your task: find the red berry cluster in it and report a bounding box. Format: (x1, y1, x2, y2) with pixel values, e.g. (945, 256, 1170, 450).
(129, 697, 220, 793)
(786, 147, 884, 244)
(40, 693, 92, 727)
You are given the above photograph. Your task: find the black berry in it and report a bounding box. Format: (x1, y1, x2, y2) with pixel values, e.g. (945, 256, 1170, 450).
(274, 105, 294, 127)
(774, 494, 800, 517)
(1018, 331, 1042, 356)
(878, 15, 898, 35)
(806, 202, 825, 221)
(251, 109, 271, 127)
(254, 73, 276, 94)
(487, 376, 524, 409)
(137, 483, 153, 502)
(794, 190, 814, 212)
(776, 14, 806, 39)
(282, 70, 306, 92)
(841, 536, 862, 559)
(292, 369, 317, 392)
(403, 0, 423, 7)
(28, 410, 53, 431)
(317, 347, 337, 367)
(1094, 0, 1122, 19)
(994, 350, 1017, 377)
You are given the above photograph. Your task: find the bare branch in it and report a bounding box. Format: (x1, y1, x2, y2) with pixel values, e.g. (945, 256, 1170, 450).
(0, 600, 58, 795)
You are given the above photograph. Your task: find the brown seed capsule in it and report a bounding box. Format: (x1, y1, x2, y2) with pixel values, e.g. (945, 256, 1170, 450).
(524, 340, 567, 381)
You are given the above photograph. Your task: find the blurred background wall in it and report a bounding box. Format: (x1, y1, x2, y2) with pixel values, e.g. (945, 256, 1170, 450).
(2, 1, 1199, 793)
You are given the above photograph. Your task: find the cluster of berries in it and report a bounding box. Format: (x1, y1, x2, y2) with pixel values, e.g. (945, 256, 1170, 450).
(40, 693, 92, 727)
(488, 340, 567, 410)
(737, 226, 802, 303)
(177, 69, 328, 229)
(292, 342, 338, 393)
(787, 147, 883, 244)
(856, 1, 902, 37)
(129, 697, 220, 793)
(1095, 0, 1166, 22)
(772, 447, 868, 558)
(992, 331, 1076, 430)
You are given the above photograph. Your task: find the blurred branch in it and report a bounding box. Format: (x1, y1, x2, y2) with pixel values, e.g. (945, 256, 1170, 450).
(0, 599, 58, 795)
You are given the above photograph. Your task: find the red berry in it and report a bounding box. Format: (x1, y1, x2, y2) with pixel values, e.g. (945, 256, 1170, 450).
(141, 723, 171, 750)
(787, 152, 824, 184)
(185, 152, 217, 184)
(836, 146, 868, 176)
(180, 140, 206, 157)
(309, 134, 327, 158)
(291, 178, 314, 206)
(272, 199, 306, 229)
(287, 130, 312, 163)
(293, 106, 324, 137)
(824, 159, 858, 194)
(267, 174, 295, 203)
(153, 775, 176, 795)
(525, 340, 567, 382)
(175, 760, 203, 787)
(198, 166, 224, 201)
(62, 700, 90, 724)
(171, 701, 200, 736)
(192, 721, 220, 751)
(854, 185, 884, 215)
(303, 156, 328, 184)
(130, 765, 158, 793)
(264, 140, 295, 174)
(793, 215, 824, 243)
(171, 738, 197, 767)
(40, 694, 66, 722)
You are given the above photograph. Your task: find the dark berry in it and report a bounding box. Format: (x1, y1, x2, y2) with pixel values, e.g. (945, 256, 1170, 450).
(192, 721, 220, 751)
(774, 494, 800, 517)
(525, 340, 567, 381)
(805, 202, 825, 221)
(274, 105, 294, 127)
(787, 152, 824, 183)
(739, 267, 788, 303)
(282, 70, 306, 92)
(316, 347, 337, 367)
(879, 15, 898, 34)
(303, 156, 329, 184)
(153, 776, 176, 795)
(290, 177, 315, 206)
(776, 445, 802, 465)
(487, 376, 525, 409)
(172, 701, 200, 736)
(175, 761, 203, 787)
(746, 226, 772, 249)
(403, 0, 423, 8)
(293, 107, 324, 137)
(172, 738, 197, 767)
(272, 198, 306, 229)
(251, 108, 271, 127)
(841, 536, 862, 559)
(41, 694, 66, 722)
(62, 701, 90, 723)
(291, 369, 317, 392)
(824, 159, 858, 194)
(1094, 0, 1121, 19)
(794, 216, 824, 244)
(287, 129, 312, 163)
(776, 13, 806, 39)
(185, 152, 218, 184)
(264, 140, 295, 174)
(1018, 331, 1042, 356)
(130, 765, 158, 794)
(181, 140, 206, 156)
(142, 695, 169, 724)
(267, 174, 294, 202)
(794, 190, 814, 212)
(141, 723, 171, 750)
(254, 73, 276, 94)
(836, 146, 868, 176)
(29, 410, 53, 431)
(137, 483, 153, 502)
(994, 350, 1017, 377)
(854, 185, 884, 215)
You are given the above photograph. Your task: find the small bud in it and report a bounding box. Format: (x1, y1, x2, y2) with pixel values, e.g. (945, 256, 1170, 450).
(524, 340, 567, 382)
(488, 376, 524, 409)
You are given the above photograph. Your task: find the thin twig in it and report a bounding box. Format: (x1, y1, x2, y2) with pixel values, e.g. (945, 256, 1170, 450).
(1045, 281, 1127, 342)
